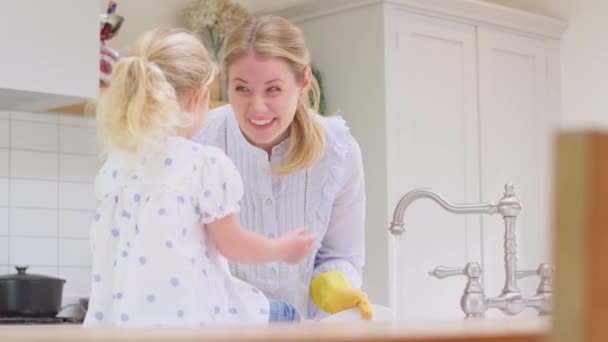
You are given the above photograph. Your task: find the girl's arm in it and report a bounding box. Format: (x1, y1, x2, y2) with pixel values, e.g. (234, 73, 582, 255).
(206, 213, 315, 264)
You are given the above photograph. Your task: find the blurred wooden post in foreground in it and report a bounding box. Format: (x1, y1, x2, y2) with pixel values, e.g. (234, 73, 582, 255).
(551, 132, 608, 342)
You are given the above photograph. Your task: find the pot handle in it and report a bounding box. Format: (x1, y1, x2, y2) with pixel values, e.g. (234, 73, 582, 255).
(14, 265, 28, 274)
(57, 303, 87, 323)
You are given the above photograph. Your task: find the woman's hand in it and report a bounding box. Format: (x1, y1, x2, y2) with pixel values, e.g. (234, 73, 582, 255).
(278, 227, 315, 264)
(310, 271, 373, 319)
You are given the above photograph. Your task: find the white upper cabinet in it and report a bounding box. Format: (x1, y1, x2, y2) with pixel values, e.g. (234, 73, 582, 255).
(476, 28, 561, 317)
(278, 0, 566, 320)
(385, 10, 480, 320)
(0, 0, 99, 112)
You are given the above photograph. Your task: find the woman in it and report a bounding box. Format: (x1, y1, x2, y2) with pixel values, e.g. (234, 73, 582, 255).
(194, 15, 371, 320)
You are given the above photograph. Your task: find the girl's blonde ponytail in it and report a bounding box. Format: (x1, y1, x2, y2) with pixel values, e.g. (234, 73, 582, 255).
(96, 28, 216, 157)
(97, 55, 181, 156)
(278, 69, 325, 176)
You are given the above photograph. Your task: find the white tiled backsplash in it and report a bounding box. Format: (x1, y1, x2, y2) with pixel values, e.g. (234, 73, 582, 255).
(0, 110, 99, 301)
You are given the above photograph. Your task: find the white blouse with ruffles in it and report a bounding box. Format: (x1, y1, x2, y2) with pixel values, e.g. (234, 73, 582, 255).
(85, 137, 270, 326)
(193, 105, 366, 319)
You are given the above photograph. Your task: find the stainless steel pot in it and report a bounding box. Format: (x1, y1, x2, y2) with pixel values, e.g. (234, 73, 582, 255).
(0, 266, 66, 317)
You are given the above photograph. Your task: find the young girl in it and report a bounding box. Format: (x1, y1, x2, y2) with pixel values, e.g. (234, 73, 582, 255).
(83, 28, 314, 327)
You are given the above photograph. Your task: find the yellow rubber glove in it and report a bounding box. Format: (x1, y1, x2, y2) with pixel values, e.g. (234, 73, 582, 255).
(310, 270, 373, 319)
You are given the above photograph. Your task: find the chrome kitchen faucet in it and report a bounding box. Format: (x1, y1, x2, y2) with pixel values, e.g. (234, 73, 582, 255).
(389, 184, 552, 318)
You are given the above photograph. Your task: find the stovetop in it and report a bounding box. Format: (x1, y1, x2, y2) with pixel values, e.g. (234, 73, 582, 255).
(0, 316, 83, 325)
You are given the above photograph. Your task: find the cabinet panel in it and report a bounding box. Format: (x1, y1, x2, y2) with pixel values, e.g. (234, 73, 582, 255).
(0, 0, 98, 110)
(477, 28, 560, 317)
(386, 10, 479, 320)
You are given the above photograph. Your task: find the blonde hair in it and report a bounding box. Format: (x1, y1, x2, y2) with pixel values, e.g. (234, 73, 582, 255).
(97, 28, 217, 156)
(223, 15, 325, 176)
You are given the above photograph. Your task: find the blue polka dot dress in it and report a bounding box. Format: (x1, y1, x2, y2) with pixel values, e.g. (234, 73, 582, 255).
(84, 137, 270, 326)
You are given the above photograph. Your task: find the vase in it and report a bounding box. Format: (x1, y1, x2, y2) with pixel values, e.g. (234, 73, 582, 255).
(209, 77, 221, 101)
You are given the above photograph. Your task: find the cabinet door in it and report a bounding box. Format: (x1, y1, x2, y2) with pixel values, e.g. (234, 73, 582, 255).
(385, 10, 480, 320)
(0, 0, 99, 110)
(477, 28, 560, 317)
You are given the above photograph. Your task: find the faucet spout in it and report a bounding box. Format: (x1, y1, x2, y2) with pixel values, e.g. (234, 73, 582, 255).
(388, 188, 498, 235)
(388, 184, 522, 236)
(388, 184, 549, 318)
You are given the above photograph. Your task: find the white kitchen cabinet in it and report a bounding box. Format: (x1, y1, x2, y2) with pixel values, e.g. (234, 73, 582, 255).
(0, 0, 99, 112)
(277, 0, 565, 320)
(384, 9, 484, 320)
(476, 28, 562, 317)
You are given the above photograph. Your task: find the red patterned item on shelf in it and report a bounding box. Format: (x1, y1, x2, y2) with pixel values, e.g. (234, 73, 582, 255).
(99, 1, 124, 87)
(101, 13, 124, 42)
(100, 46, 119, 87)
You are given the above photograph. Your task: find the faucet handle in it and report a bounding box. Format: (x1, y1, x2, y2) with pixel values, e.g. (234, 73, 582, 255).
(516, 263, 554, 280)
(517, 263, 554, 295)
(537, 263, 554, 279)
(516, 269, 538, 279)
(429, 262, 482, 279)
(428, 266, 465, 279)
(429, 262, 486, 318)
(518, 264, 554, 316)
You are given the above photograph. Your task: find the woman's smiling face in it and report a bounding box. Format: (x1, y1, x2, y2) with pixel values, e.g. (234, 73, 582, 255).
(228, 52, 309, 152)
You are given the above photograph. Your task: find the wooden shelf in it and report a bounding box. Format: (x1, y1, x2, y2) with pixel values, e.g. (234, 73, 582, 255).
(47, 99, 228, 115)
(210, 100, 228, 109)
(47, 101, 94, 115)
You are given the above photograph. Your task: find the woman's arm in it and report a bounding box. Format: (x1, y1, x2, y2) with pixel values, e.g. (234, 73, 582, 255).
(313, 139, 366, 285)
(206, 214, 315, 264)
(309, 138, 371, 319)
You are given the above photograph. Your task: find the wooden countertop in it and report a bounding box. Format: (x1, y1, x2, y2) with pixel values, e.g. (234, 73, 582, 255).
(0, 317, 548, 342)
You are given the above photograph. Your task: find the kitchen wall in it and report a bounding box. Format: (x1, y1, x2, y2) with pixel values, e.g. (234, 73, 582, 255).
(556, 0, 608, 129)
(483, 0, 608, 129)
(0, 110, 98, 301)
(101, 0, 312, 53)
(112, 0, 604, 130)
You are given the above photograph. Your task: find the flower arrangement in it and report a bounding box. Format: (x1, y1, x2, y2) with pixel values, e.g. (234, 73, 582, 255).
(182, 0, 250, 62)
